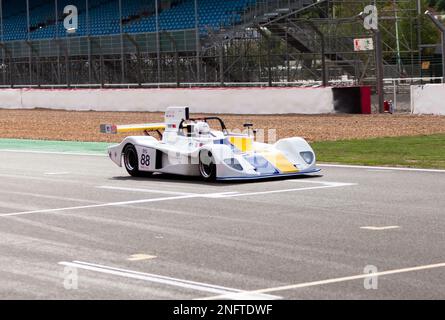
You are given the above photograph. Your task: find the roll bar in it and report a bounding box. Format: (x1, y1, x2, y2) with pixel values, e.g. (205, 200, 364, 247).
(178, 117, 229, 135)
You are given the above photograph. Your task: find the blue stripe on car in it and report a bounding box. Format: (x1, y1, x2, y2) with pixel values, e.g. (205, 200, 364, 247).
(215, 138, 281, 174)
(244, 154, 279, 175)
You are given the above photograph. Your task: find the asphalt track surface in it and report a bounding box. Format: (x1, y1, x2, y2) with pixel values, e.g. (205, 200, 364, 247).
(0, 150, 444, 300)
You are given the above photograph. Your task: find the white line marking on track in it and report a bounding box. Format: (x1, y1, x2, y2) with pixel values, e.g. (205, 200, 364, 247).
(0, 192, 239, 218)
(97, 186, 195, 196)
(0, 172, 88, 185)
(199, 262, 445, 300)
(44, 172, 70, 175)
(292, 180, 356, 187)
(0, 181, 354, 217)
(0, 194, 200, 217)
(201, 192, 239, 198)
(97, 186, 238, 199)
(127, 254, 157, 261)
(99, 186, 239, 198)
(360, 226, 400, 231)
(99, 181, 356, 200)
(59, 261, 280, 300)
(0, 189, 101, 205)
(215, 182, 357, 198)
(319, 163, 445, 173)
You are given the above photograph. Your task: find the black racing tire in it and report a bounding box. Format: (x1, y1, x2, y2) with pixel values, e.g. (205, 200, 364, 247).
(123, 144, 150, 177)
(199, 150, 217, 182)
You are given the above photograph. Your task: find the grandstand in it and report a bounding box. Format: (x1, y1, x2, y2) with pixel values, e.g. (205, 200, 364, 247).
(2, 0, 254, 40)
(0, 0, 432, 87)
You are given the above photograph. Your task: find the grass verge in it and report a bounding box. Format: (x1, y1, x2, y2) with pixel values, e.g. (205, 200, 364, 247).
(312, 134, 445, 169)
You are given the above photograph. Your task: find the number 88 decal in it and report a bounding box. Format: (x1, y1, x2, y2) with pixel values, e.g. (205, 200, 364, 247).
(141, 154, 151, 167)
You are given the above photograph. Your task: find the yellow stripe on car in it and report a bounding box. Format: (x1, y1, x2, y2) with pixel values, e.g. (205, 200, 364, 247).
(260, 150, 299, 173)
(117, 123, 166, 133)
(115, 123, 166, 133)
(101, 123, 167, 134)
(229, 136, 253, 152)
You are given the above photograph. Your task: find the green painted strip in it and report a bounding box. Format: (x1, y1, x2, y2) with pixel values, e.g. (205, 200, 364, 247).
(0, 139, 114, 154)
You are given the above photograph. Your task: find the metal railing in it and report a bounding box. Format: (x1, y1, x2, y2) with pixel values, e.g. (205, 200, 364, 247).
(0, 78, 355, 89)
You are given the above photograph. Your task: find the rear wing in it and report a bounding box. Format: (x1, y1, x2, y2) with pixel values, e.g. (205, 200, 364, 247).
(101, 106, 189, 135)
(100, 123, 166, 134)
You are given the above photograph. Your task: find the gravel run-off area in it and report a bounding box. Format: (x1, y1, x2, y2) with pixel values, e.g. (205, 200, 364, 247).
(1, 109, 445, 143)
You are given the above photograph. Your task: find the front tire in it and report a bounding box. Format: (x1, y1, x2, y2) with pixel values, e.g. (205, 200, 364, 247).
(199, 150, 217, 182)
(123, 144, 144, 177)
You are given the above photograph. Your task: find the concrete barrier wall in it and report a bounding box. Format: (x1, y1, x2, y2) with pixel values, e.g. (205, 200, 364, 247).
(0, 89, 24, 109)
(0, 87, 334, 114)
(411, 84, 445, 115)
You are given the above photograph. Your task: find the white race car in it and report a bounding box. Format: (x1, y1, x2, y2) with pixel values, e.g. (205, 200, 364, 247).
(101, 107, 320, 181)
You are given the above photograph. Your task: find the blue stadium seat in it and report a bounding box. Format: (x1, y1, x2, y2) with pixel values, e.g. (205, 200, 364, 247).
(1, 0, 257, 41)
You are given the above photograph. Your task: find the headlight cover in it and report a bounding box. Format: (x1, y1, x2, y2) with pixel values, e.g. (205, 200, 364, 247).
(224, 158, 244, 171)
(300, 151, 314, 164)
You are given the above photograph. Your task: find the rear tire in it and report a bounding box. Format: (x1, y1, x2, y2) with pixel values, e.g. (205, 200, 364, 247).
(123, 144, 146, 177)
(199, 150, 217, 182)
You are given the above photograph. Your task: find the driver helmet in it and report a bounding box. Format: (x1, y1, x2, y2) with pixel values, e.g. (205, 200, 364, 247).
(194, 121, 211, 136)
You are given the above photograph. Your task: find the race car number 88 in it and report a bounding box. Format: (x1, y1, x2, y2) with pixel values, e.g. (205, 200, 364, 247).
(141, 154, 151, 167)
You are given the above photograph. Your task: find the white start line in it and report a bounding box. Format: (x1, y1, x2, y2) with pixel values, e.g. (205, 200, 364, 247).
(59, 260, 280, 300)
(198, 261, 445, 300)
(0, 180, 356, 218)
(59, 260, 445, 300)
(360, 226, 400, 231)
(44, 172, 71, 175)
